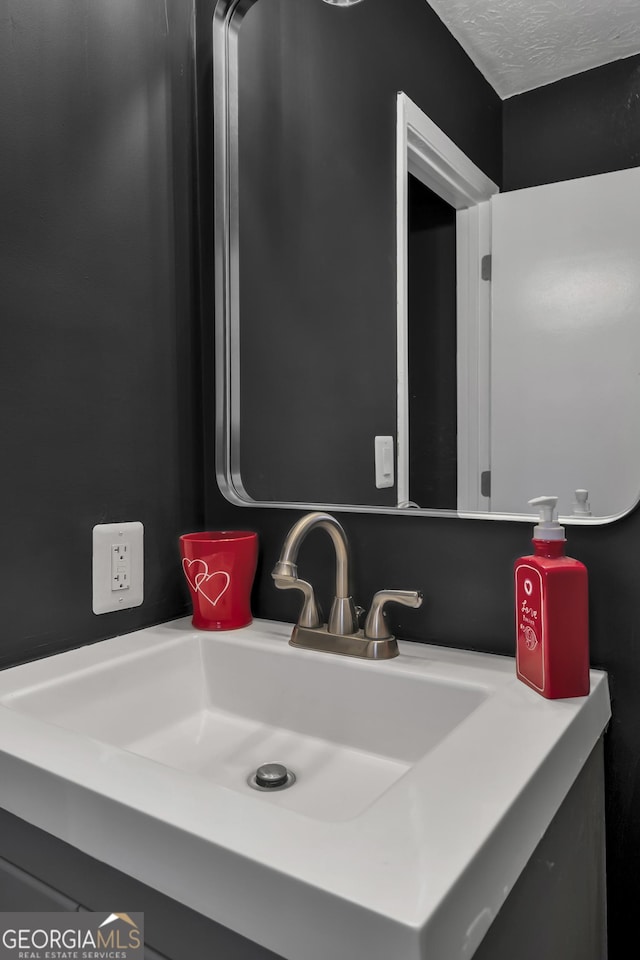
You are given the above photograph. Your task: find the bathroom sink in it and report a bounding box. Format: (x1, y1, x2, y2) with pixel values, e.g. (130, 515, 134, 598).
(0, 618, 610, 960)
(0, 620, 486, 822)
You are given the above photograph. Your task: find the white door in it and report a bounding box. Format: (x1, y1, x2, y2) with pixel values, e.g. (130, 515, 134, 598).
(490, 166, 640, 519)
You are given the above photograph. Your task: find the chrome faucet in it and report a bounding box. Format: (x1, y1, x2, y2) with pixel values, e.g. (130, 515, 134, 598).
(272, 511, 422, 660)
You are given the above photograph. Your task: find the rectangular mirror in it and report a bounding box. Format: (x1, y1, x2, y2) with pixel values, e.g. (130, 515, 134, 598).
(214, 0, 640, 523)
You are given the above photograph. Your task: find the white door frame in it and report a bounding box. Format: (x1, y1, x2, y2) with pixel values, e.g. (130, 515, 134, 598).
(396, 92, 499, 510)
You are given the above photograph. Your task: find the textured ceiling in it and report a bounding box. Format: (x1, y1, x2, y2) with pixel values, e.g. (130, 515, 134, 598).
(426, 0, 640, 98)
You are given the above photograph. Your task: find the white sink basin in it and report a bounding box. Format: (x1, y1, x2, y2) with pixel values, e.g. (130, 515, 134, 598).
(0, 618, 610, 960)
(0, 621, 486, 822)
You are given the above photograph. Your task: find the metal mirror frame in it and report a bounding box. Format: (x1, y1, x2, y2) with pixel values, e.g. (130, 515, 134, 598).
(212, 0, 631, 526)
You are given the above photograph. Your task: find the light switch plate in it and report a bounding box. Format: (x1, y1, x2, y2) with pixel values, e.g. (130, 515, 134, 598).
(92, 521, 144, 614)
(374, 436, 395, 489)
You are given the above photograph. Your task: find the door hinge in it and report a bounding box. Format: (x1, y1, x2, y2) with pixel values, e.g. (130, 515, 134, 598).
(480, 470, 491, 498)
(481, 254, 492, 281)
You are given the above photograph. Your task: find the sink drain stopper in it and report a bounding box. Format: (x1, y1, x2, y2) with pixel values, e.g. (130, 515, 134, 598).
(248, 762, 296, 791)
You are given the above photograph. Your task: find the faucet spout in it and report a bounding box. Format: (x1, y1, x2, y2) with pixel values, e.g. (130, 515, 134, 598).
(271, 511, 358, 635)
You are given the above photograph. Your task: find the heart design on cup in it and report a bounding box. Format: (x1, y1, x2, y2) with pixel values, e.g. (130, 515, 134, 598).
(182, 557, 207, 594)
(182, 558, 231, 608)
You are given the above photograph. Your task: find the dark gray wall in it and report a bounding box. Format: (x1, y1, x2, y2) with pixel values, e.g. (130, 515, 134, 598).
(235, 0, 500, 506)
(0, 0, 202, 667)
(503, 52, 640, 190)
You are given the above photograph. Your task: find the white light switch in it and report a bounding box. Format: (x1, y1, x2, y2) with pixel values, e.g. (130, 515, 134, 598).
(375, 436, 395, 489)
(93, 522, 144, 614)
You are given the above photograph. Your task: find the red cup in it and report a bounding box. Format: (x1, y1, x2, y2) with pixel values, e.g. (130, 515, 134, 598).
(179, 530, 258, 630)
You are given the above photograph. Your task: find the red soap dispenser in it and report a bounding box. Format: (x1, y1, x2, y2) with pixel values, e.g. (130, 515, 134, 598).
(515, 496, 589, 699)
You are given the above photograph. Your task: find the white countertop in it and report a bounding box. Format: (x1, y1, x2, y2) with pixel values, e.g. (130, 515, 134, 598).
(0, 618, 610, 960)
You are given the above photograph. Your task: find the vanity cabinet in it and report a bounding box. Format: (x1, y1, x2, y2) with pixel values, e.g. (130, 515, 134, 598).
(473, 738, 607, 960)
(0, 740, 606, 960)
(0, 855, 79, 912)
(0, 813, 279, 960)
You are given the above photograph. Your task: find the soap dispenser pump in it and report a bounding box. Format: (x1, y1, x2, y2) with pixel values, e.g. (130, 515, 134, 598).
(514, 496, 589, 699)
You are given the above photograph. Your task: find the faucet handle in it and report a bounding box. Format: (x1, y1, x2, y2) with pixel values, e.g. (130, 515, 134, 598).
(272, 572, 322, 629)
(363, 589, 423, 641)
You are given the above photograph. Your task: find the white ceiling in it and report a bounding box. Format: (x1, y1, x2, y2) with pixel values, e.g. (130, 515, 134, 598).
(426, 0, 640, 99)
